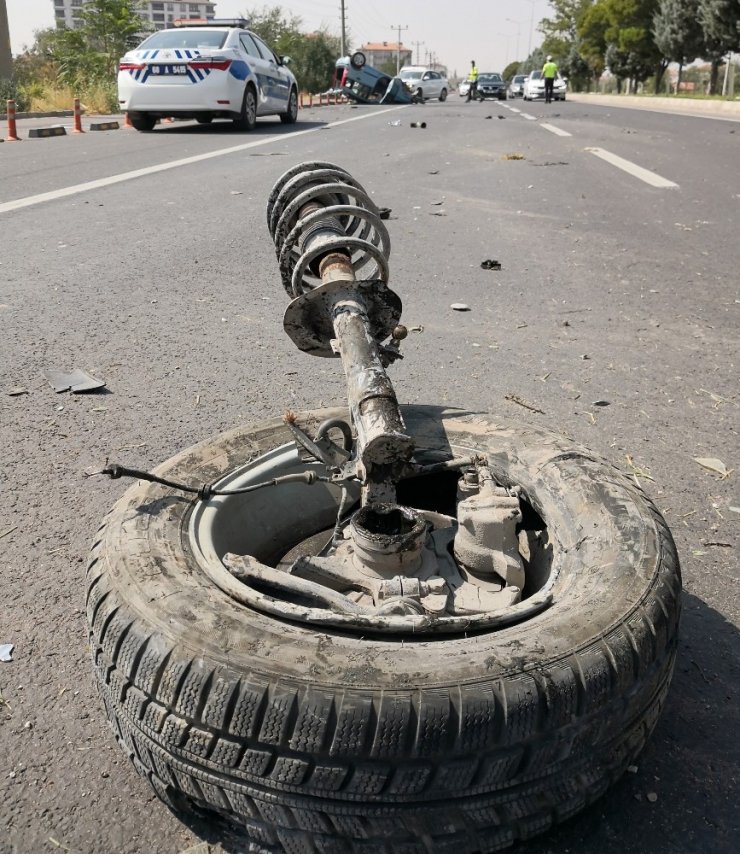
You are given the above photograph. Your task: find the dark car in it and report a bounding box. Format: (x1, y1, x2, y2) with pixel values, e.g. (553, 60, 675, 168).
(476, 72, 507, 100)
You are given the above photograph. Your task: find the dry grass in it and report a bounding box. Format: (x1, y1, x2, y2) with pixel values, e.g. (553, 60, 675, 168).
(26, 82, 117, 114)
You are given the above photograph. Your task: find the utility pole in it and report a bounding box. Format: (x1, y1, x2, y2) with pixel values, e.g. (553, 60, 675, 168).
(412, 40, 424, 65)
(0, 0, 13, 81)
(526, 0, 536, 58)
(390, 24, 408, 74)
(340, 0, 347, 58)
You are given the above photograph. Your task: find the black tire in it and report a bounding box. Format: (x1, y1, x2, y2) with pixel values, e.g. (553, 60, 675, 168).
(280, 88, 298, 124)
(350, 51, 366, 70)
(439, 87, 448, 101)
(87, 406, 680, 852)
(233, 85, 256, 131)
(416, 87, 424, 101)
(130, 113, 156, 132)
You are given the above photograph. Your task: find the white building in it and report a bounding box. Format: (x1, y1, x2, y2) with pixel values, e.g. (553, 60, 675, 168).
(53, 1, 216, 32)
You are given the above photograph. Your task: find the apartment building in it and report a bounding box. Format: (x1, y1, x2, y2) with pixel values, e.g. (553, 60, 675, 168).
(53, 1, 216, 32)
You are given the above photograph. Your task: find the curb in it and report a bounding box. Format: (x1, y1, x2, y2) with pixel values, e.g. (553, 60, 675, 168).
(0, 110, 74, 121)
(567, 93, 740, 118)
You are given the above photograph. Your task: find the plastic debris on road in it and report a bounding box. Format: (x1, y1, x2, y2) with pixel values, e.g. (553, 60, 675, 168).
(42, 368, 106, 393)
(0, 644, 14, 662)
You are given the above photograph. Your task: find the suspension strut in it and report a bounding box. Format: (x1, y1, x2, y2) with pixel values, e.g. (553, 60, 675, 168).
(267, 161, 414, 502)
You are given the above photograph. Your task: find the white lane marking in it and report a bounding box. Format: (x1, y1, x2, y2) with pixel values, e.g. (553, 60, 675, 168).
(508, 107, 521, 114)
(540, 123, 571, 137)
(522, 113, 537, 121)
(585, 146, 678, 189)
(0, 106, 405, 215)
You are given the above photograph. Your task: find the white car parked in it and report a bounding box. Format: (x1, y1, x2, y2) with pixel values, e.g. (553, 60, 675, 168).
(118, 18, 298, 131)
(398, 66, 449, 101)
(522, 70, 567, 101)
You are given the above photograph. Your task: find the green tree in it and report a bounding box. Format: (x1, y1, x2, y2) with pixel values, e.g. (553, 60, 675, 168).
(579, 0, 667, 92)
(540, 0, 594, 85)
(502, 61, 521, 80)
(49, 0, 147, 86)
(698, 0, 740, 92)
(247, 6, 343, 93)
(653, 0, 703, 91)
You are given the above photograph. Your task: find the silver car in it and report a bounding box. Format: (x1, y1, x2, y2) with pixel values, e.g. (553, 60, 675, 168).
(508, 74, 527, 98)
(399, 66, 449, 101)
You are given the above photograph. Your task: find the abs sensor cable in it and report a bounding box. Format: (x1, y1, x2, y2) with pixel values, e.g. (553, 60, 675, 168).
(87, 463, 327, 501)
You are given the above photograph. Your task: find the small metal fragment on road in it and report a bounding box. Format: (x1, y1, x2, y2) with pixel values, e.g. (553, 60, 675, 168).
(378, 207, 391, 219)
(505, 394, 545, 415)
(42, 368, 106, 393)
(410, 122, 426, 128)
(0, 644, 14, 663)
(480, 259, 502, 270)
(498, 115, 506, 119)
(627, 765, 638, 774)
(450, 303, 471, 311)
(7, 387, 28, 396)
(592, 400, 611, 407)
(646, 792, 658, 803)
(581, 354, 591, 360)
(389, 120, 401, 126)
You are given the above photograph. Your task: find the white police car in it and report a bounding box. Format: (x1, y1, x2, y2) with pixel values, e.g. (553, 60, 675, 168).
(118, 18, 298, 131)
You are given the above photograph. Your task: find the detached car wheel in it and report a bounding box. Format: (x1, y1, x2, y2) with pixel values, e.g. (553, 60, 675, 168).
(88, 406, 680, 852)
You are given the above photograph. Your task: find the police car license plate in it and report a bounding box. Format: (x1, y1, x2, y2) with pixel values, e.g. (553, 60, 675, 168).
(150, 64, 188, 75)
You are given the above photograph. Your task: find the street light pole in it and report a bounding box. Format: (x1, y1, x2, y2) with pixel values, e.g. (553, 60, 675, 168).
(0, 0, 13, 81)
(390, 24, 408, 74)
(340, 0, 346, 58)
(526, 0, 536, 58)
(505, 18, 521, 63)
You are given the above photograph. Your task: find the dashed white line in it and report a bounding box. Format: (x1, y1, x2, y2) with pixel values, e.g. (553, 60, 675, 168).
(540, 123, 571, 137)
(522, 113, 537, 121)
(0, 106, 405, 215)
(585, 146, 678, 188)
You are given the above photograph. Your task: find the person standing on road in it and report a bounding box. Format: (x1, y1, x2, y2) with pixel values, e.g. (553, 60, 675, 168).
(542, 55, 558, 103)
(466, 60, 479, 102)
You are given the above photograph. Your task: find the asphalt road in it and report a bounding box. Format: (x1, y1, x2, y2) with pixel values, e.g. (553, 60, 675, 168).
(1, 98, 738, 854)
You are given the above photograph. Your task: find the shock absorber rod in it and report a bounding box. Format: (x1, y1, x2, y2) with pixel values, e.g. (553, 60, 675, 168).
(267, 163, 414, 502)
(314, 247, 413, 502)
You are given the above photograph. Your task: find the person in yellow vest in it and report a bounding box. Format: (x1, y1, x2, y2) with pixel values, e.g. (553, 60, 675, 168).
(466, 60, 479, 102)
(542, 55, 558, 104)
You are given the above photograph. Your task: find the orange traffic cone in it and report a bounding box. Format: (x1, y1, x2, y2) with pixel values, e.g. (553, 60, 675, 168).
(5, 99, 20, 142)
(72, 97, 84, 134)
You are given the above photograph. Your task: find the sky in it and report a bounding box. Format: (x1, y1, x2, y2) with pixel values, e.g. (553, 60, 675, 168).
(7, 0, 553, 77)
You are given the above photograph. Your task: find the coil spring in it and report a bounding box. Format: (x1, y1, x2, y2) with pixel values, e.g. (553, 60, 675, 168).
(266, 162, 391, 299)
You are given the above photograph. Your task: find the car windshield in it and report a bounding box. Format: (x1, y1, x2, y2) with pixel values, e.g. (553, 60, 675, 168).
(529, 71, 543, 80)
(137, 29, 228, 50)
(478, 74, 502, 83)
(400, 71, 423, 80)
(514, 75, 525, 83)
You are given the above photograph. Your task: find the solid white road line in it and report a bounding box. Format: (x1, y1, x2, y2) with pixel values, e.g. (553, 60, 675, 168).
(540, 123, 572, 137)
(0, 106, 405, 216)
(585, 146, 678, 188)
